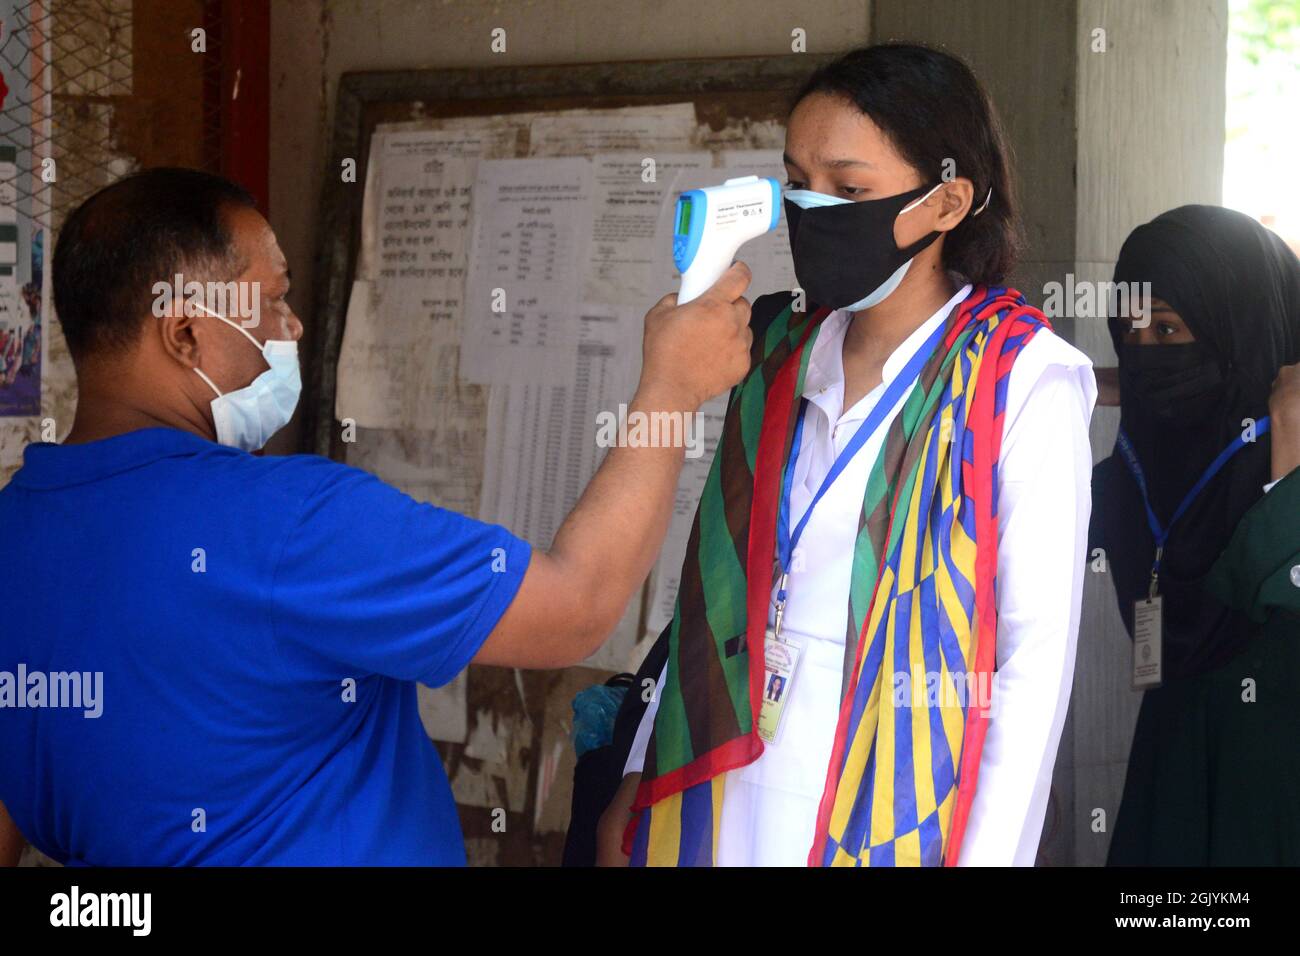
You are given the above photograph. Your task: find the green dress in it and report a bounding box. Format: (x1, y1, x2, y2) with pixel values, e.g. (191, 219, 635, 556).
(1107, 468, 1300, 865)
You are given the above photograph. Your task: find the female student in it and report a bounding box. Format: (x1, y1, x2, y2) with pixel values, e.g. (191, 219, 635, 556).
(1090, 205, 1300, 865)
(600, 43, 1096, 866)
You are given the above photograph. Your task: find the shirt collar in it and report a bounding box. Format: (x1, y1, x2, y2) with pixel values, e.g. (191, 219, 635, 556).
(802, 283, 973, 401)
(11, 427, 234, 490)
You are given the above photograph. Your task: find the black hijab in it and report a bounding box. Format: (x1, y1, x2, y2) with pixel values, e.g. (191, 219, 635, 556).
(1091, 204, 1300, 680)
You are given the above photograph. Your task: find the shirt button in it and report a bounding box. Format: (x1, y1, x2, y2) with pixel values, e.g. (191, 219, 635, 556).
(1291, 565, 1300, 588)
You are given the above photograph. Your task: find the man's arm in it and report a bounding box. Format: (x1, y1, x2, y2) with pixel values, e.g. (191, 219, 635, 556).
(0, 799, 24, 866)
(475, 263, 753, 669)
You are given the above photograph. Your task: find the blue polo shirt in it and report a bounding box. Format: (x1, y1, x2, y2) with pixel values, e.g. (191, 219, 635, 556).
(0, 427, 531, 865)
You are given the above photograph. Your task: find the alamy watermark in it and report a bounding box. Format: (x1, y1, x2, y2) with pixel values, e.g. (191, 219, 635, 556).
(595, 404, 705, 459)
(50, 886, 150, 935)
(891, 668, 999, 719)
(151, 275, 261, 329)
(0, 664, 103, 718)
(1041, 274, 1152, 327)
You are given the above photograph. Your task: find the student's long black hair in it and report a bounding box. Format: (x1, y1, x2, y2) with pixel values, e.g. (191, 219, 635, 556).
(790, 43, 1023, 288)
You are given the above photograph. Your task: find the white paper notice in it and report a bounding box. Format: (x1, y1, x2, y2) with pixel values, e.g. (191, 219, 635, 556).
(480, 302, 636, 546)
(459, 157, 594, 386)
(335, 121, 528, 430)
(335, 147, 481, 432)
(336, 121, 529, 519)
(477, 301, 643, 669)
(527, 103, 697, 157)
(584, 151, 712, 306)
(649, 156, 797, 306)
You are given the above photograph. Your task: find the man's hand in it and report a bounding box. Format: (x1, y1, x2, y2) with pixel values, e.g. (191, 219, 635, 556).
(1269, 362, 1300, 482)
(638, 262, 754, 410)
(476, 264, 754, 669)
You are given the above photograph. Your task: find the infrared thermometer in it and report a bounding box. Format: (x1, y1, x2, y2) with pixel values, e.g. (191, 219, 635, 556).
(672, 175, 781, 303)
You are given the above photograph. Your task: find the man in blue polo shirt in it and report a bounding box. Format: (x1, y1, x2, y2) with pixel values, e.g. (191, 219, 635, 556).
(0, 168, 753, 865)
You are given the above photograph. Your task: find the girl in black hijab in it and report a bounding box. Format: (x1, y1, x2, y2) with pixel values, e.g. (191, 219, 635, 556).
(1091, 204, 1300, 865)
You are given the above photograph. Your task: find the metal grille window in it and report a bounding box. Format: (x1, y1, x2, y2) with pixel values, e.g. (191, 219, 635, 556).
(0, 0, 235, 235)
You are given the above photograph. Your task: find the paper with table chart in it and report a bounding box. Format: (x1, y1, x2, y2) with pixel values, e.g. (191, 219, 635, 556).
(475, 301, 645, 671)
(336, 107, 694, 426)
(336, 108, 799, 680)
(335, 110, 695, 517)
(477, 302, 635, 547)
(459, 114, 705, 670)
(458, 156, 594, 387)
(584, 152, 712, 306)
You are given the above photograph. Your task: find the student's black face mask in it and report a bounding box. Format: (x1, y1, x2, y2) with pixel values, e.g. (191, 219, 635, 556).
(1117, 342, 1227, 422)
(783, 183, 943, 310)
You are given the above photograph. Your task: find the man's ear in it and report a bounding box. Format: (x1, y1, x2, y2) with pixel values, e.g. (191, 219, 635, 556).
(934, 177, 975, 233)
(157, 296, 201, 368)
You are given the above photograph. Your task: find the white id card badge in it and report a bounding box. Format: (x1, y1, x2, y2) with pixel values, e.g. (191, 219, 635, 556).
(1132, 596, 1163, 690)
(757, 629, 801, 744)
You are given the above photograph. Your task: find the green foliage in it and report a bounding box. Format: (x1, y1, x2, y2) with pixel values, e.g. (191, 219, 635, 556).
(1233, 0, 1300, 67)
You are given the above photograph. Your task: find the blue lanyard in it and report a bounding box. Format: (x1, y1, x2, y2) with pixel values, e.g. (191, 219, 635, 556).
(774, 320, 947, 613)
(1115, 416, 1270, 596)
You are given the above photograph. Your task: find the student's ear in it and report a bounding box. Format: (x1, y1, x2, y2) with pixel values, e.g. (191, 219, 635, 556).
(157, 297, 201, 368)
(934, 178, 975, 232)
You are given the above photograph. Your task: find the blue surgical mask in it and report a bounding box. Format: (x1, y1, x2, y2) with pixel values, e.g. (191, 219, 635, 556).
(191, 303, 301, 452)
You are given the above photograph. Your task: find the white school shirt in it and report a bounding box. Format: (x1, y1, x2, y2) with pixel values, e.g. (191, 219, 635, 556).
(625, 284, 1097, 866)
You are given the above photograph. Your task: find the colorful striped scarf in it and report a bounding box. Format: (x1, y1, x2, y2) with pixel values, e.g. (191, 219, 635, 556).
(626, 285, 1049, 866)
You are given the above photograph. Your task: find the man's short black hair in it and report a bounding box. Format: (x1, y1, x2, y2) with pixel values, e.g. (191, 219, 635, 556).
(53, 167, 257, 360)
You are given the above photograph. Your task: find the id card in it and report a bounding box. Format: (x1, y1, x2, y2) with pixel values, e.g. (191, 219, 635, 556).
(1132, 596, 1163, 690)
(757, 629, 801, 744)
